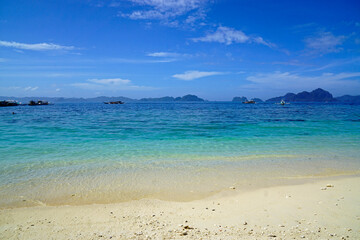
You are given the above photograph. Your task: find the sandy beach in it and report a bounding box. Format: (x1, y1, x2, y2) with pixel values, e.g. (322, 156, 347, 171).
(1, 176, 359, 239)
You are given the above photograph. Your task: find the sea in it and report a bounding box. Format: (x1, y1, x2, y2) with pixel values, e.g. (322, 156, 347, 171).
(0, 102, 359, 207)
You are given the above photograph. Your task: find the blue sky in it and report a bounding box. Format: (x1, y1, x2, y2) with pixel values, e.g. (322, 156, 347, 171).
(0, 0, 359, 100)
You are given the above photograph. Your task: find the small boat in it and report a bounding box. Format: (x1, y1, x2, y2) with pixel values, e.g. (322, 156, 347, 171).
(104, 101, 124, 104)
(0, 100, 20, 107)
(242, 100, 256, 104)
(276, 100, 289, 105)
(28, 100, 49, 106)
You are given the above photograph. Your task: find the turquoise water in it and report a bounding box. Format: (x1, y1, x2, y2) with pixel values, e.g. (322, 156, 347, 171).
(1, 102, 360, 207)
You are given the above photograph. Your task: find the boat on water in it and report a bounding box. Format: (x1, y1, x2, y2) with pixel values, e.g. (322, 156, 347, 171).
(276, 100, 289, 105)
(28, 100, 49, 106)
(0, 100, 20, 107)
(104, 101, 124, 104)
(242, 100, 256, 104)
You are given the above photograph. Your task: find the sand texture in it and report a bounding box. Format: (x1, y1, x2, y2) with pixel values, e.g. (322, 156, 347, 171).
(1, 177, 359, 239)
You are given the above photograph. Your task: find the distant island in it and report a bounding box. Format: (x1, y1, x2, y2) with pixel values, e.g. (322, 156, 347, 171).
(266, 88, 336, 102)
(2, 89, 360, 104)
(335, 95, 360, 104)
(233, 88, 359, 104)
(232, 97, 264, 103)
(0, 94, 205, 103)
(140, 94, 204, 102)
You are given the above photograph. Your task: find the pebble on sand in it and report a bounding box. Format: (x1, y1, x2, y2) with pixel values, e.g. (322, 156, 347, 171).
(183, 226, 193, 230)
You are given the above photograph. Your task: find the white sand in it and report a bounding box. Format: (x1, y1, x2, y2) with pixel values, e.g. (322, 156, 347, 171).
(1, 177, 359, 239)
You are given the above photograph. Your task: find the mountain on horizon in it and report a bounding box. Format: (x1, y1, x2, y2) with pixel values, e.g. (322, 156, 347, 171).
(0, 94, 205, 103)
(266, 88, 337, 102)
(2, 90, 360, 104)
(232, 97, 264, 102)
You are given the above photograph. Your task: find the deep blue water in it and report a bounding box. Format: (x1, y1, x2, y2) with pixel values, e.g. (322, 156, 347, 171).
(0, 102, 359, 207)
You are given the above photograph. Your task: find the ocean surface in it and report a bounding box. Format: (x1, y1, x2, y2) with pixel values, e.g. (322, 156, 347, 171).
(1, 102, 360, 207)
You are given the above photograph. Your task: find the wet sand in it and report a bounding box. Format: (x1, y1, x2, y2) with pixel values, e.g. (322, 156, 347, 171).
(1, 177, 359, 239)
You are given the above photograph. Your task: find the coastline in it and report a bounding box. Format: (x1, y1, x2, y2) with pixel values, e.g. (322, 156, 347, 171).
(1, 176, 359, 239)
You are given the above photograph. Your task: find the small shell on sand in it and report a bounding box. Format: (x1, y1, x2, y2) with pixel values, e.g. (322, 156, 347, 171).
(326, 184, 334, 187)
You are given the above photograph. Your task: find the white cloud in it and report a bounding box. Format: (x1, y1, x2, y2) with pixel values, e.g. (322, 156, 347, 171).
(55, 88, 61, 92)
(304, 32, 346, 55)
(307, 57, 360, 72)
(192, 26, 273, 47)
(71, 78, 156, 91)
(24, 86, 39, 91)
(88, 78, 131, 85)
(105, 57, 177, 63)
(147, 51, 190, 58)
(244, 71, 360, 94)
(172, 70, 222, 80)
(0, 40, 75, 51)
(125, 10, 167, 20)
(253, 36, 274, 47)
(121, 0, 208, 26)
(147, 52, 179, 57)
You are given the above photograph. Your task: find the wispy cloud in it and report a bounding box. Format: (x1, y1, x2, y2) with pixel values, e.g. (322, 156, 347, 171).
(71, 78, 156, 91)
(192, 26, 274, 47)
(88, 78, 131, 85)
(6, 86, 39, 92)
(148, 52, 181, 57)
(304, 32, 346, 55)
(120, 0, 209, 26)
(24, 86, 39, 91)
(147, 51, 191, 59)
(0, 40, 75, 51)
(307, 57, 360, 72)
(271, 60, 313, 67)
(172, 70, 222, 80)
(105, 57, 177, 63)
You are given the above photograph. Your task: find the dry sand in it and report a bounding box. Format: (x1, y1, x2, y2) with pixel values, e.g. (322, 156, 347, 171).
(1, 176, 359, 239)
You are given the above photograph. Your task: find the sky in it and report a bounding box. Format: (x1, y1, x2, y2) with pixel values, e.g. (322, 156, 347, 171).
(0, 0, 360, 100)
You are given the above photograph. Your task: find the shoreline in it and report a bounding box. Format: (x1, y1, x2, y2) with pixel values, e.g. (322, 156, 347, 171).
(1, 172, 359, 209)
(1, 176, 359, 239)
(2, 159, 359, 208)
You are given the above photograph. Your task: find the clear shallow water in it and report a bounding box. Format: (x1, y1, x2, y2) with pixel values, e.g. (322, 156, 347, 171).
(0, 102, 360, 207)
